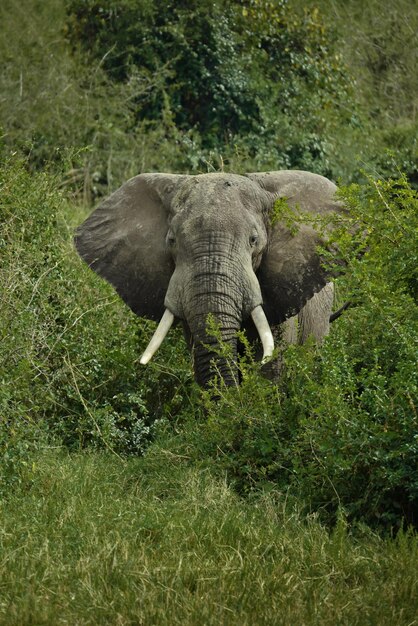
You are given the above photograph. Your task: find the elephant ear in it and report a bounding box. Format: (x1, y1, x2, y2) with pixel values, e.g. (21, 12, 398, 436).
(74, 173, 187, 320)
(246, 171, 343, 324)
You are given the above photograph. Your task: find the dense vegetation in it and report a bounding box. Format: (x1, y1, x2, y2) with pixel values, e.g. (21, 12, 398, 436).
(1, 0, 417, 192)
(1, 0, 417, 622)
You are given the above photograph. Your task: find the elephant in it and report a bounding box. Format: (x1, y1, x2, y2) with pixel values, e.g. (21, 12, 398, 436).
(75, 170, 344, 387)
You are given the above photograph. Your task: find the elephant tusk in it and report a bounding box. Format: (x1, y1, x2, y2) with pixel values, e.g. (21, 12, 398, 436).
(251, 305, 275, 363)
(140, 309, 175, 365)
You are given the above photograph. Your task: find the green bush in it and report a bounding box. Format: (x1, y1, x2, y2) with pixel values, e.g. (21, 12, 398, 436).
(64, 0, 357, 179)
(0, 152, 195, 481)
(173, 174, 418, 529)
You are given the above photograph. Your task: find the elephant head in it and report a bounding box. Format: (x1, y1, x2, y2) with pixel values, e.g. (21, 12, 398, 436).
(75, 171, 342, 387)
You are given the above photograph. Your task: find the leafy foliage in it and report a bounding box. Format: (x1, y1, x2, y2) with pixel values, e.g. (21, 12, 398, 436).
(2, 0, 416, 187)
(179, 175, 418, 528)
(0, 153, 195, 494)
(65, 0, 356, 177)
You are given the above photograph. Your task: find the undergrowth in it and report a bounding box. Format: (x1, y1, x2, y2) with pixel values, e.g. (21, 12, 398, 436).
(163, 174, 418, 529)
(0, 152, 195, 495)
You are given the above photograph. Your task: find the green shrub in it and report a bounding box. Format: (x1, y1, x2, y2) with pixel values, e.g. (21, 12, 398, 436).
(0, 152, 195, 473)
(64, 0, 357, 179)
(177, 174, 418, 528)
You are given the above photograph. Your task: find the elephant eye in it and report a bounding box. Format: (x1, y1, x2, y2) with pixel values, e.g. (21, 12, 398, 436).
(166, 233, 176, 247)
(249, 234, 258, 247)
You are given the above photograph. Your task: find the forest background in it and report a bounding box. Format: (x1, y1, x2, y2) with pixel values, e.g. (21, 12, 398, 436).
(0, 1, 417, 623)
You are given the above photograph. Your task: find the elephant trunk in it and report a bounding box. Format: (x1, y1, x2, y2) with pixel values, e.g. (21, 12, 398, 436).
(188, 311, 241, 387)
(182, 252, 245, 387)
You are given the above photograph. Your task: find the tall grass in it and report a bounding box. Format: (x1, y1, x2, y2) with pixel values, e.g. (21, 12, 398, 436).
(1, 450, 417, 626)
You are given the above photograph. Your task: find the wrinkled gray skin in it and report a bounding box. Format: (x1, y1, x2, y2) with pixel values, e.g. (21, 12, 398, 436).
(75, 171, 342, 387)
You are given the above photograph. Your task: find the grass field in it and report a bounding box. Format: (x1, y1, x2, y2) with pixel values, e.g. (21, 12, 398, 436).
(1, 449, 417, 626)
